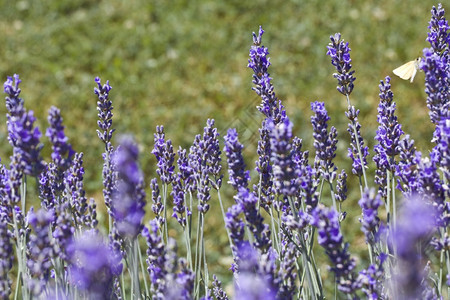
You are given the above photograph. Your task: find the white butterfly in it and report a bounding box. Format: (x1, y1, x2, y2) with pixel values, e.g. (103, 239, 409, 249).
(393, 57, 421, 83)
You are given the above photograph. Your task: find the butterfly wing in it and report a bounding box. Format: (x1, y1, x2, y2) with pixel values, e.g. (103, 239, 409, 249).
(393, 60, 416, 81)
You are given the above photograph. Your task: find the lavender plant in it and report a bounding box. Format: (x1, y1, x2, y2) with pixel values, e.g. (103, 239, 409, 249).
(0, 3, 449, 300)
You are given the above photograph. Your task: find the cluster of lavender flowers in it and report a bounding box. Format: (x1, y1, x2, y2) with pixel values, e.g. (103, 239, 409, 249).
(0, 3, 449, 300)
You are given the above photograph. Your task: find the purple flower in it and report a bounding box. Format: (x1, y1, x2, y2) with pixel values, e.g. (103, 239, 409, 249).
(142, 220, 167, 297)
(421, 48, 449, 124)
(112, 135, 146, 239)
(94, 77, 116, 212)
(358, 253, 387, 300)
(26, 207, 55, 296)
(171, 173, 191, 227)
(326, 33, 356, 96)
(335, 169, 348, 203)
(395, 135, 419, 196)
(426, 4, 450, 55)
(65, 152, 93, 228)
(374, 77, 404, 198)
(4, 75, 44, 176)
(311, 101, 338, 182)
(177, 146, 194, 192)
(267, 117, 299, 197)
(300, 165, 319, 212)
(46, 106, 75, 173)
(225, 203, 246, 262)
(358, 188, 383, 245)
(432, 118, 450, 185)
(152, 125, 175, 184)
(189, 119, 222, 213)
(390, 198, 437, 299)
(68, 230, 122, 300)
(233, 243, 278, 300)
(248, 26, 286, 123)
(277, 238, 298, 299)
(253, 119, 274, 211)
(212, 274, 229, 300)
(234, 187, 271, 252)
(151, 178, 165, 228)
(94, 77, 115, 146)
(52, 203, 75, 262)
(0, 209, 13, 299)
(224, 128, 250, 190)
(346, 106, 369, 176)
(310, 205, 360, 295)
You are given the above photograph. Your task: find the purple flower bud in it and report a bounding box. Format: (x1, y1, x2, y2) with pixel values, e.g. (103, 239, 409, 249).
(94, 77, 115, 146)
(358, 188, 384, 245)
(346, 106, 369, 176)
(426, 4, 450, 54)
(152, 125, 175, 184)
(224, 128, 250, 190)
(248, 27, 286, 122)
(0, 209, 13, 299)
(326, 33, 356, 96)
(311, 101, 338, 182)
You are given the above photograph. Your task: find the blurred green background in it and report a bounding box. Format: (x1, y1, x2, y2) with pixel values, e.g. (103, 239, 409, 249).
(0, 0, 440, 295)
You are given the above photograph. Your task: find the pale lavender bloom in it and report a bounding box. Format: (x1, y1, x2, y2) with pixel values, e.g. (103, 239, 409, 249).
(326, 33, 356, 96)
(171, 173, 191, 227)
(300, 165, 319, 212)
(0, 209, 13, 299)
(39, 165, 55, 210)
(277, 238, 297, 299)
(27, 207, 55, 296)
(390, 198, 437, 300)
(152, 125, 175, 184)
(5, 152, 23, 215)
(247, 26, 286, 123)
(311, 101, 338, 182)
(68, 230, 122, 300)
(112, 135, 146, 239)
(426, 3, 450, 55)
(224, 128, 250, 190)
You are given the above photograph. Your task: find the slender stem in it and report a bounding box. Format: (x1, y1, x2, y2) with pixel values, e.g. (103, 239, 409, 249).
(217, 190, 233, 254)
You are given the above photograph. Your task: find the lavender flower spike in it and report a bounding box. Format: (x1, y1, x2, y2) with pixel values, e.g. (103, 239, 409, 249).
(358, 188, 383, 246)
(267, 116, 299, 197)
(0, 210, 13, 299)
(247, 26, 286, 123)
(224, 128, 250, 190)
(68, 230, 122, 300)
(46, 106, 75, 172)
(94, 77, 115, 146)
(4, 75, 45, 176)
(426, 3, 450, 55)
(152, 125, 175, 185)
(326, 33, 356, 97)
(112, 135, 146, 239)
(421, 48, 449, 124)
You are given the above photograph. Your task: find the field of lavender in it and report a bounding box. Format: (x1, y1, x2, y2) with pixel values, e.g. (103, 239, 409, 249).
(1, 2, 449, 300)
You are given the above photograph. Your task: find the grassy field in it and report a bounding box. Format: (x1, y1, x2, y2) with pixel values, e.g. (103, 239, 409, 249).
(0, 0, 441, 295)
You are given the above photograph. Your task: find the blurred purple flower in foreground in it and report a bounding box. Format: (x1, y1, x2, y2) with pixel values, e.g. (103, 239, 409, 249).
(112, 135, 146, 239)
(68, 230, 122, 300)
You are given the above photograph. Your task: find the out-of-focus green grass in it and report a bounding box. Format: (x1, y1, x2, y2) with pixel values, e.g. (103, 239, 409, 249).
(0, 0, 439, 295)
